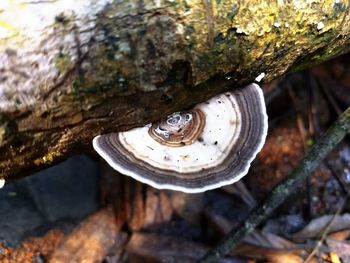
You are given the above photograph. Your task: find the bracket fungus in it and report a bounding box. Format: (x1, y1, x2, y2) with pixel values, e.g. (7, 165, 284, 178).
(93, 83, 268, 193)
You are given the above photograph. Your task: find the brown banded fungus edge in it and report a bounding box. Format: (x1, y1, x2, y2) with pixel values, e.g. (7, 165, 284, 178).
(93, 84, 268, 193)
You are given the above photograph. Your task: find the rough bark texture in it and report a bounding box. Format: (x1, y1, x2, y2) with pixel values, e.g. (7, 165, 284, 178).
(1, 0, 350, 180)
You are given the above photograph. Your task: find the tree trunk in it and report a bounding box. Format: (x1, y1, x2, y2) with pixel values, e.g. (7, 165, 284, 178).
(1, 0, 350, 180)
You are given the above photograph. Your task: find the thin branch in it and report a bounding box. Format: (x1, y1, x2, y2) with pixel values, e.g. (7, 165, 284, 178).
(199, 106, 350, 263)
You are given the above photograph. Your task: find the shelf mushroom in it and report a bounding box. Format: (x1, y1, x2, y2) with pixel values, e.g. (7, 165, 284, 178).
(93, 83, 268, 193)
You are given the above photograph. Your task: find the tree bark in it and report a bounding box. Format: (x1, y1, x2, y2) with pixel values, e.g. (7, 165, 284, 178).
(1, 0, 350, 180)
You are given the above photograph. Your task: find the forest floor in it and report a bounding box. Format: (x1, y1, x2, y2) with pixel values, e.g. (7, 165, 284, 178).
(0, 53, 350, 263)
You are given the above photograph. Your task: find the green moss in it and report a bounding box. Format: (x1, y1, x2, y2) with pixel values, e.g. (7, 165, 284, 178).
(72, 73, 128, 96)
(289, 43, 343, 73)
(227, 4, 239, 21)
(174, 0, 191, 12)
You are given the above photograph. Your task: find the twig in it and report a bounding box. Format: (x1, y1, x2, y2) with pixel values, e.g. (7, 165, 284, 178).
(199, 106, 350, 263)
(288, 85, 308, 150)
(307, 75, 321, 137)
(318, 79, 342, 116)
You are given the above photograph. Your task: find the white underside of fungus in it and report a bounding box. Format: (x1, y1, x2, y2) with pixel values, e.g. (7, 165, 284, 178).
(93, 83, 268, 193)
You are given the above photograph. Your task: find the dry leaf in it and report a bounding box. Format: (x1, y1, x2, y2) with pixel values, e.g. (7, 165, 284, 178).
(204, 211, 308, 262)
(266, 251, 308, 263)
(49, 207, 121, 263)
(326, 239, 350, 263)
(244, 231, 295, 250)
(168, 191, 205, 224)
(126, 232, 208, 262)
(143, 188, 173, 227)
(327, 230, 350, 241)
(234, 235, 309, 262)
(328, 252, 342, 263)
(291, 214, 350, 240)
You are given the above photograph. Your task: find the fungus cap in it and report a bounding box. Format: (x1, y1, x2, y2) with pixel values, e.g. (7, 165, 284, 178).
(93, 83, 268, 193)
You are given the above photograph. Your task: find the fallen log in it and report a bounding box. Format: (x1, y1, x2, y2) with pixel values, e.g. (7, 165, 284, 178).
(1, 0, 350, 179)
